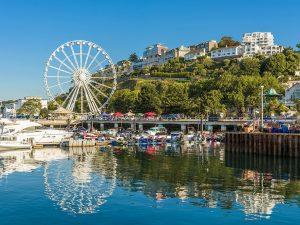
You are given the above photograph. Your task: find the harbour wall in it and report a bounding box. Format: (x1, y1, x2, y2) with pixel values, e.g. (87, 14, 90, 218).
(225, 132, 300, 157)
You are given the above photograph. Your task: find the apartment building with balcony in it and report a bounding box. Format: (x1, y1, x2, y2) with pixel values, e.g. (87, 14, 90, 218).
(242, 32, 283, 57)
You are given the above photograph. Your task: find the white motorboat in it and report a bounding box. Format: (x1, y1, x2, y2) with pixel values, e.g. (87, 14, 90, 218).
(0, 119, 73, 150)
(0, 119, 33, 150)
(0, 140, 32, 150)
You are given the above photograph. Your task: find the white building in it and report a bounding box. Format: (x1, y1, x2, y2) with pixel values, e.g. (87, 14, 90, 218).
(16, 96, 48, 110)
(210, 46, 243, 60)
(3, 103, 17, 118)
(211, 32, 284, 60)
(242, 32, 283, 57)
(184, 49, 206, 61)
(284, 83, 300, 106)
(3, 96, 48, 118)
(242, 32, 274, 47)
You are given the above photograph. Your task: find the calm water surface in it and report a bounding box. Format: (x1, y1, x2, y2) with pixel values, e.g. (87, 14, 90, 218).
(0, 144, 299, 225)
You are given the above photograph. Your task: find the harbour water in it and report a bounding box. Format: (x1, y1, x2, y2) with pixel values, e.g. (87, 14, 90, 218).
(0, 144, 299, 225)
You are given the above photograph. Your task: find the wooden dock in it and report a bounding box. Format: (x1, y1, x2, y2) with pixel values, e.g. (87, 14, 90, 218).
(225, 132, 300, 157)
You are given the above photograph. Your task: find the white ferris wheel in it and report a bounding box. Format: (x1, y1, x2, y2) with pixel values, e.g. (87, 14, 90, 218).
(44, 40, 117, 114)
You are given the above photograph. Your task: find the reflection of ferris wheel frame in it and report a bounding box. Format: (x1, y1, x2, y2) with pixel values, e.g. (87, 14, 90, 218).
(43, 149, 117, 214)
(44, 40, 117, 114)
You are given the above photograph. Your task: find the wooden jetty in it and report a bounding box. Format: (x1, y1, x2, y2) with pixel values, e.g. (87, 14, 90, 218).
(225, 132, 300, 157)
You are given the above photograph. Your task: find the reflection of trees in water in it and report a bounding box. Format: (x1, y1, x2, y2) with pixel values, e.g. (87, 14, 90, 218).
(114, 145, 300, 218)
(44, 147, 117, 214)
(115, 145, 237, 201)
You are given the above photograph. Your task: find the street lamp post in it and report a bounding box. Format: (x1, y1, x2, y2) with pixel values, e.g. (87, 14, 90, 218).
(260, 85, 264, 131)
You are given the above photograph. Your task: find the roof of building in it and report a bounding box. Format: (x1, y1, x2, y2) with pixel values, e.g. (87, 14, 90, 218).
(53, 107, 72, 114)
(185, 49, 205, 55)
(265, 88, 281, 96)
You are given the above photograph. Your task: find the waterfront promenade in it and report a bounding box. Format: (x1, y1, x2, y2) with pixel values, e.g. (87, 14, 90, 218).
(89, 118, 247, 131)
(37, 118, 248, 131)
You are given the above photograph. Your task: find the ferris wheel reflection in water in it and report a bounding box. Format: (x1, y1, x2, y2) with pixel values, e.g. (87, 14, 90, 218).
(43, 147, 117, 214)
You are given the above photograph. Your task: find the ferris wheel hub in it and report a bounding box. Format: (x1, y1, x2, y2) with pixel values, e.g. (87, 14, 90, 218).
(73, 68, 90, 82)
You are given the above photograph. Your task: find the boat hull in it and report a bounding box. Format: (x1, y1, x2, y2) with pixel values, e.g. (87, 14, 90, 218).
(0, 142, 32, 151)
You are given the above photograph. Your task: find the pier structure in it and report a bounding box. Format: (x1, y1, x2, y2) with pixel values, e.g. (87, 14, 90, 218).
(37, 119, 80, 127)
(87, 119, 246, 132)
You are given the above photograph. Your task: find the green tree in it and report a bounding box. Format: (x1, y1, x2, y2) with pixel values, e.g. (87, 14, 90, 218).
(142, 67, 150, 75)
(218, 36, 240, 48)
(283, 48, 300, 75)
(128, 53, 139, 63)
(48, 101, 58, 111)
(200, 90, 225, 114)
(262, 53, 287, 77)
(39, 108, 49, 119)
(136, 84, 162, 113)
(239, 57, 261, 76)
(265, 98, 288, 116)
(109, 89, 138, 112)
(17, 99, 42, 117)
(157, 81, 190, 113)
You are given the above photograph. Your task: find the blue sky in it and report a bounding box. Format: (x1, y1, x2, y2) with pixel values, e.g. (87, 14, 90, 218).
(0, 0, 299, 100)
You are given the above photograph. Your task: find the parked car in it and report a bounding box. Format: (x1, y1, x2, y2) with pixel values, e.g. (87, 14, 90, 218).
(161, 114, 180, 120)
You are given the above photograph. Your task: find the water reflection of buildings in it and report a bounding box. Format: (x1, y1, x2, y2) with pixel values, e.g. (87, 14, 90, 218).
(0, 147, 117, 214)
(235, 170, 285, 219)
(224, 151, 299, 219)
